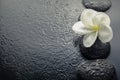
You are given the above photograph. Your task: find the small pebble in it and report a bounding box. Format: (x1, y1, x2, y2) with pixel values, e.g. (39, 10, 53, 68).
(77, 59, 117, 80)
(82, 0, 112, 12)
(79, 37, 110, 60)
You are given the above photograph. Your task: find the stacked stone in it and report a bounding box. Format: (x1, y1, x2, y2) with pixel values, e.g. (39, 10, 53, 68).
(77, 0, 118, 80)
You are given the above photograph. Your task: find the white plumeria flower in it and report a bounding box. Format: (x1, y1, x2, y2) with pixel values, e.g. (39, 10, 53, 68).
(72, 9, 113, 47)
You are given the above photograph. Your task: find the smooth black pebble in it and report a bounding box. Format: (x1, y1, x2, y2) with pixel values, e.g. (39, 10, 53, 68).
(79, 37, 111, 60)
(82, 0, 112, 12)
(77, 59, 117, 80)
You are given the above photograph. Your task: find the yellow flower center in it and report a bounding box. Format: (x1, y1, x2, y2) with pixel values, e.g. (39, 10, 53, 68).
(92, 25, 100, 32)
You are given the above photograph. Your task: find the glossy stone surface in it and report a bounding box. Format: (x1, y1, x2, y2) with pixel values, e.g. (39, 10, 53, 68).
(77, 59, 117, 80)
(82, 0, 112, 12)
(79, 37, 111, 60)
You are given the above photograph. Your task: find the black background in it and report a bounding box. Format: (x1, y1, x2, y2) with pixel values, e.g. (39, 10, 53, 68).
(0, 0, 120, 80)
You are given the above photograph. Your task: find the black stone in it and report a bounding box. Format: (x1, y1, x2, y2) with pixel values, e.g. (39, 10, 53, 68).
(77, 59, 117, 80)
(82, 0, 112, 12)
(79, 37, 111, 60)
(78, 15, 81, 21)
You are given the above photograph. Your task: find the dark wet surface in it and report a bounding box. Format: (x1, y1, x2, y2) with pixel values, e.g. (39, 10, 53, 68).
(0, 0, 120, 80)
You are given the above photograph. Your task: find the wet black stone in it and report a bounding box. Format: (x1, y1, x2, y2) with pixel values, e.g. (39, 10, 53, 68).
(78, 15, 81, 21)
(79, 37, 111, 60)
(82, 0, 112, 12)
(77, 59, 117, 80)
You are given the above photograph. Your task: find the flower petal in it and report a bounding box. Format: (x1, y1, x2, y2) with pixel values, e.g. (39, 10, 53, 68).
(83, 32, 98, 47)
(93, 12, 110, 26)
(72, 21, 93, 35)
(98, 24, 113, 43)
(81, 9, 97, 27)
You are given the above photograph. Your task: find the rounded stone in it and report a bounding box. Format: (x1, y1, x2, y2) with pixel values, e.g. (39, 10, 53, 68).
(77, 59, 116, 80)
(82, 0, 112, 12)
(79, 37, 111, 60)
